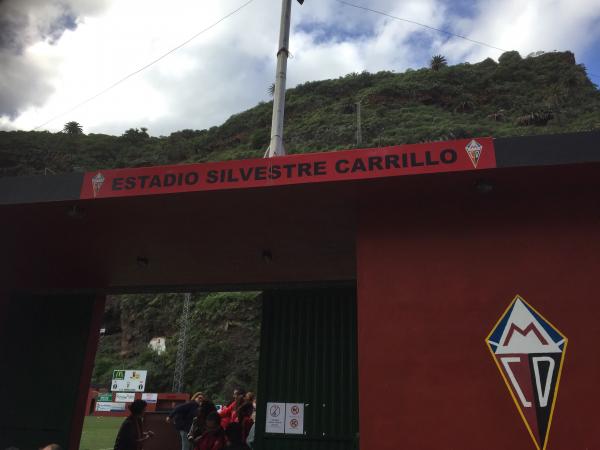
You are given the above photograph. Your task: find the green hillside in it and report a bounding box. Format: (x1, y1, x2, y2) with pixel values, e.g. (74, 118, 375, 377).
(94, 293, 261, 402)
(2, 51, 599, 401)
(1, 51, 598, 178)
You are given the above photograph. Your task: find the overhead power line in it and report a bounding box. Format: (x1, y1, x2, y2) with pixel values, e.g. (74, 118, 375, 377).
(33, 0, 255, 131)
(334, 0, 509, 53)
(31, 0, 599, 131)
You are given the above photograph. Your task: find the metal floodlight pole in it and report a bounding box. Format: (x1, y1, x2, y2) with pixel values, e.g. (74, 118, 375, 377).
(172, 292, 191, 393)
(267, 0, 293, 158)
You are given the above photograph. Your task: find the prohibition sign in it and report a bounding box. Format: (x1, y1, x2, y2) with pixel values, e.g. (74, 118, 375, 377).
(270, 405, 281, 417)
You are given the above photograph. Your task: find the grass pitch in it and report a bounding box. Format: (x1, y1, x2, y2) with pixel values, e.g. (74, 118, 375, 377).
(79, 416, 122, 450)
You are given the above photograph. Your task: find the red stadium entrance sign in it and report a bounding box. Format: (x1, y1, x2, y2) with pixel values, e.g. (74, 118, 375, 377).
(81, 137, 495, 199)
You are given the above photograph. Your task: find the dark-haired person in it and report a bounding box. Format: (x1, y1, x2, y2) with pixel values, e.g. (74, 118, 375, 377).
(188, 399, 218, 444)
(224, 423, 250, 450)
(219, 388, 245, 428)
(194, 411, 225, 450)
(236, 402, 254, 443)
(243, 392, 256, 421)
(114, 400, 154, 450)
(167, 392, 205, 450)
(40, 445, 62, 450)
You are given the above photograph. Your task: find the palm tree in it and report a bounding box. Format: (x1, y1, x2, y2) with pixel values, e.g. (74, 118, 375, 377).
(63, 121, 83, 135)
(430, 55, 448, 71)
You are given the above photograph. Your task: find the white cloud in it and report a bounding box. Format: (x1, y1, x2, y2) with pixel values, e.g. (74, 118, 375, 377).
(0, 0, 599, 136)
(441, 0, 600, 62)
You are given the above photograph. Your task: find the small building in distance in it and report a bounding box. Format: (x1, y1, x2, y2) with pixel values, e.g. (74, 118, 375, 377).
(148, 336, 166, 355)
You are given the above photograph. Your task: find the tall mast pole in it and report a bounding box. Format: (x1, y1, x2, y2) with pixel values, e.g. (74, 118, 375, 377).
(356, 101, 362, 147)
(266, 0, 293, 158)
(172, 293, 191, 393)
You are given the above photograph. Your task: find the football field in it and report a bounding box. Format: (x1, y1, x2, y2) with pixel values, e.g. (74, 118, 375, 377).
(79, 416, 122, 450)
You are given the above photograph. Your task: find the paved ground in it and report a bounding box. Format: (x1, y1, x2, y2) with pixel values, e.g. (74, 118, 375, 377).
(79, 416, 122, 450)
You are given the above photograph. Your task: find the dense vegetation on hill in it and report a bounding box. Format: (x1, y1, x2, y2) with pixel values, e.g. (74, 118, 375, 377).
(93, 292, 261, 402)
(2, 51, 599, 401)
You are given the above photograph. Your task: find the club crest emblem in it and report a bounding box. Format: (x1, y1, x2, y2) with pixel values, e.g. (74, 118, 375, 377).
(92, 172, 105, 197)
(465, 139, 483, 168)
(486, 296, 567, 450)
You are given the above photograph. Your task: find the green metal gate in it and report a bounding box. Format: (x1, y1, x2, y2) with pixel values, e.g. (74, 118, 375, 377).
(255, 287, 359, 450)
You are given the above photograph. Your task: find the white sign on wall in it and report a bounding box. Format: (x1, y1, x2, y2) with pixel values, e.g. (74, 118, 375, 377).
(284, 403, 304, 434)
(111, 370, 147, 392)
(142, 393, 158, 403)
(96, 402, 126, 412)
(115, 392, 136, 402)
(265, 402, 305, 435)
(265, 402, 285, 434)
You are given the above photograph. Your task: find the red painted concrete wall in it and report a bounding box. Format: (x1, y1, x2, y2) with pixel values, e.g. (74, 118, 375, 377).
(356, 169, 600, 450)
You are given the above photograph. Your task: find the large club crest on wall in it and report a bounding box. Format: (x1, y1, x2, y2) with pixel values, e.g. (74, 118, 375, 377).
(486, 295, 567, 450)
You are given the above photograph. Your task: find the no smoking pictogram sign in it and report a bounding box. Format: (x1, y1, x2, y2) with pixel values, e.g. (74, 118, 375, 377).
(270, 405, 281, 417)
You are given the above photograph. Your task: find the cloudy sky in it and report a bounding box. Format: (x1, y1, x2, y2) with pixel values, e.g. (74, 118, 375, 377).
(1, 0, 599, 136)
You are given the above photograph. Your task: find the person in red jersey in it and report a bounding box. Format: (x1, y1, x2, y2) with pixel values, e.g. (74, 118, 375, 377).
(219, 388, 245, 428)
(194, 412, 225, 450)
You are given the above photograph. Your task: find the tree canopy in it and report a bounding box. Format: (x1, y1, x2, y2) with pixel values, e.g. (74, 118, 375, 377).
(63, 121, 83, 135)
(430, 54, 448, 71)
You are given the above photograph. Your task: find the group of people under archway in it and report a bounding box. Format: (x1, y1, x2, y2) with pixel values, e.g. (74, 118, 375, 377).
(113, 388, 255, 450)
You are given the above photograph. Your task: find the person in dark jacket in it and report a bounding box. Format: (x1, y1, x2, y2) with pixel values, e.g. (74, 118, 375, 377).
(224, 423, 251, 450)
(167, 392, 205, 450)
(114, 400, 154, 450)
(194, 412, 225, 450)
